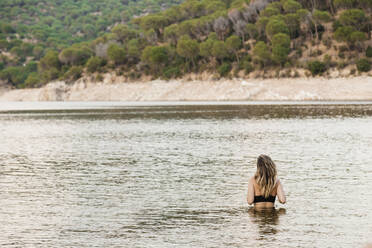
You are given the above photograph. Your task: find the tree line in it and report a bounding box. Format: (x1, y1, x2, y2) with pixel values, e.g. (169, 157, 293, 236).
(2, 0, 372, 88)
(0, 0, 183, 87)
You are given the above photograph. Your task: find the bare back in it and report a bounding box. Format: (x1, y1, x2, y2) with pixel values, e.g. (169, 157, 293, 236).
(253, 178, 278, 208)
(247, 177, 286, 208)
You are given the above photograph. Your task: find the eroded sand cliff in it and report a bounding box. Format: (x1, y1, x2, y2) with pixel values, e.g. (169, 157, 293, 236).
(1, 76, 372, 101)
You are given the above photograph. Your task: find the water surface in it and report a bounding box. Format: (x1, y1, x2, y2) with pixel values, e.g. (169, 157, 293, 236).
(0, 102, 371, 247)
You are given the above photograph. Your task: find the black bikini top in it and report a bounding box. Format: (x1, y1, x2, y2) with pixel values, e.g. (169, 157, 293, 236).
(254, 195, 276, 203)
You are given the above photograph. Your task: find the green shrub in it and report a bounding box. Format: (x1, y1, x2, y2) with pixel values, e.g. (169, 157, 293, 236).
(0, 39, 10, 50)
(86, 56, 106, 73)
(243, 62, 254, 74)
(38, 50, 61, 73)
(176, 36, 199, 67)
(141, 46, 169, 73)
(24, 72, 40, 88)
(217, 62, 232, 77)
(0, 66, 28, 86)
(239, 55, 252, 70)
(271, 33, 291, 65)
(25, 61, 38, 73)
(32, 46, 44, 59)
(10, 46, 24, 58)
(107, 44, 126, 65)
(308, 61, 326, 76)
(356, 58, 371, 72)
(63, 66, 83, 82)
(162, 66, 181, 79)
(366, 46, 372, 58)
(59, 47, 92, 66)
(128, 71, 141, 79)
(40, 67, 60, 83)
(253, 41, 271, 66)
(0, 23, 15, 34)
(95, 74, 104, 82)
(212, 41, 229, 61)
(332, 20, 342, 31)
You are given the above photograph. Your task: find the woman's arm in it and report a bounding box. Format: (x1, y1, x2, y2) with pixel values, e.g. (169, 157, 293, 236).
(247, 177, 255, 205)
(277, 179, 286, 204)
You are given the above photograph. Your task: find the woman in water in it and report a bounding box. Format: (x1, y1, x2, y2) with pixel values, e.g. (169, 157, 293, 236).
(247, 155, 286, 209)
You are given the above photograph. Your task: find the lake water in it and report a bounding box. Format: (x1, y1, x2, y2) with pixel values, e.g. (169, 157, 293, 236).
(0, 102, 371, 247)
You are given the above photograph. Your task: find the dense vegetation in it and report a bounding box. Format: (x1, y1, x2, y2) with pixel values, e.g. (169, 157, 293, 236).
(2, 0, 372, 88)
(0, 0, 182, 87)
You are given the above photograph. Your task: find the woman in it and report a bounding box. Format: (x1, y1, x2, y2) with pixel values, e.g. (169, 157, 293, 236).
(247, 155, 286, 209)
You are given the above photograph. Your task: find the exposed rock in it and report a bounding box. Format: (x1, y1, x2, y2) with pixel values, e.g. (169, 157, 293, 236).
(0, 80, 11, 96)
(38, 81, 70, 101)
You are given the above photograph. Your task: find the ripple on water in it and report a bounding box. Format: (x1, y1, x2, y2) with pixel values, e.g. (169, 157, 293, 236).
(0, 103, 372, 248)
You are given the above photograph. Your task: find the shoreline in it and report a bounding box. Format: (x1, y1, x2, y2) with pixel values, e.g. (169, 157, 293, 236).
(1, 100, 372, 113)
(1, 76, 372, 101)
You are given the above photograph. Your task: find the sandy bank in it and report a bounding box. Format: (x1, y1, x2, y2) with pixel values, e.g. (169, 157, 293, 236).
(1, 76, 372, 101)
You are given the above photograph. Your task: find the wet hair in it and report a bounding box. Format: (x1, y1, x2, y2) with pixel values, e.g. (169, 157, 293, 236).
(255, 154, 277, 198)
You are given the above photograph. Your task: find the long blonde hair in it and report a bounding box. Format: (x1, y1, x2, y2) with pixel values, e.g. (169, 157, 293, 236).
(254, 154, 277, 198)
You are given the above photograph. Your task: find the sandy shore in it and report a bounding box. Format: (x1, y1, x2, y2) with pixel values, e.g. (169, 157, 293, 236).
(1, 76, 372, 101)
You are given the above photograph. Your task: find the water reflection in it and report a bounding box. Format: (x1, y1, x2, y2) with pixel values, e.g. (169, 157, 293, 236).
(248, 207, 286, 237)
(132, 207, 247, 232)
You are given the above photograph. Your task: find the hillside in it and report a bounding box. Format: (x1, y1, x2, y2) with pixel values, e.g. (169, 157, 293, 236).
(2, 0, 372, 89)
(0, 0, 183, 87)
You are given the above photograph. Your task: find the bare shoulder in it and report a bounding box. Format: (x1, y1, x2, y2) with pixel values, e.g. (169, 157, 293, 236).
(248, 176, 255, 185)
(275, 178, 282, 187)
